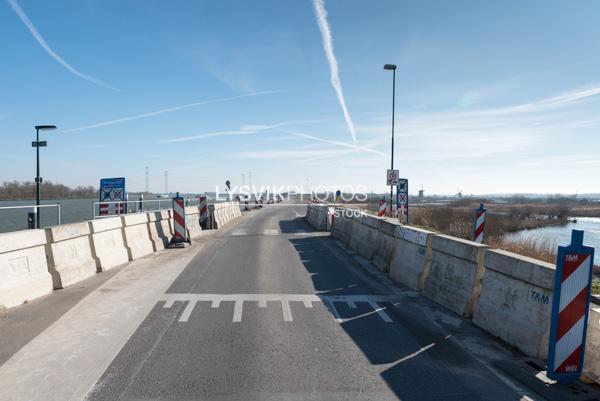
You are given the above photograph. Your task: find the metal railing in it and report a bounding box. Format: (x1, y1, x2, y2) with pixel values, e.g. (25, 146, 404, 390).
(91, 197, 201, 219)
(0, 203, 61, 229)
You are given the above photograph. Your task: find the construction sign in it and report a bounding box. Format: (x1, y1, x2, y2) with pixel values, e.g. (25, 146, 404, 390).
(396, 178, 409, 224)
(547, 230, 595, 382)
(99, 177, 126, 215)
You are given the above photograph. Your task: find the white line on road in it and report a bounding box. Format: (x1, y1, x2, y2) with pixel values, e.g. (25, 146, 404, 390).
(179, 300, 197, 322)
(233, 300, 244, 322)
(263, 229, 279, 235)
(160, 294, 398, 324)
(281, 300, 293, 322)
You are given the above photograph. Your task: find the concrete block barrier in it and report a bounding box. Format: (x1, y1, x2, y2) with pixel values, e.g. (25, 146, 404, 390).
(211, 202, 242, 229)
(148, 210, 172, 251)
(583, 308, 600, 383)
(89, 217, 129, 271)
(121, 214, 154, 260)
(472, 249, 554, 358)
(330, 208, 354, 243)
(422, 234, 488, 317)
(350, 214, 380, 260)
(0, 230, 53, 309)
(185, 206, 203, 239)
(389, 226, 434, 290)
(45, 222, 97, 289)
(372, 219, 399, 271)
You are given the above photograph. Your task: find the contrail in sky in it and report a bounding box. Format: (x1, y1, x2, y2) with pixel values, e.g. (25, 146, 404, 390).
(63, 90, 288, 132)
(312, 0, 357, 145)
(7, 0, 117, 90)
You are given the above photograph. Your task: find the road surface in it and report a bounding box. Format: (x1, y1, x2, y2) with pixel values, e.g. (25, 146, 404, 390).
(1, 204, 535, 401)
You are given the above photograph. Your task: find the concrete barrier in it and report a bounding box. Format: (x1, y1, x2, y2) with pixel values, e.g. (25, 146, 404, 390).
(148, 210, 172, 251)
(45, 222, 97, 289)
(330, 208, 354, 243)
(89, 217, 129, 271)
(121, 214, 154, 260)
(349, 214, 380, 260)
(422, 234, 488, 317)
(0, 230, 53, 309)
(185, 206, 203, 239)
(472, 249, 554, 359)
(372, 218, 397, 272)
(583, 308, 600, 383)
(211, 202, 242, 229)
(389, 225, 434, 290)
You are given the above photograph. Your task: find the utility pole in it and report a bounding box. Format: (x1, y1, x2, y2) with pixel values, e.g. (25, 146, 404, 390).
(164, 170, 168, 194)
(145, 166, 149, 194)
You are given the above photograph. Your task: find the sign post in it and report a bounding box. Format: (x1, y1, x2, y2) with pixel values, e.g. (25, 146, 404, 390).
(335, 190, 341, 203)
(547, 230, 595, 382)
(99, 178, 126, 216)
(472, 203, 486, 243)
(396, 178, 408, 224)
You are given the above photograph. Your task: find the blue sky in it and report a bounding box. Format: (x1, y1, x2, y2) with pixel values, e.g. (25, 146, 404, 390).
(1, 0, 599, 195)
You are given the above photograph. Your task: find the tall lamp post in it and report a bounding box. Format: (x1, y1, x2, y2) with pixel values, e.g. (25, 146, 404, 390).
(33, 125, 56, 228)
(383, 64, 396, 214)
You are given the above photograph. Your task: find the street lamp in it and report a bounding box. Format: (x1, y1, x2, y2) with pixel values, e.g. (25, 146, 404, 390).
(383, 64, 396, 214)
(33, 125, 56, 228)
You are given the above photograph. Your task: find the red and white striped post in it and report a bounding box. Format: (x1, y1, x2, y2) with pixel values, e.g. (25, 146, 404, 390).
(377, 198, 387, 217)
(99, 203, 109, 216)
(472, 203, 486, 243)
(547, 230, 595, 381)
(170, 194, 189, 246)
(198, 195, 208, 228)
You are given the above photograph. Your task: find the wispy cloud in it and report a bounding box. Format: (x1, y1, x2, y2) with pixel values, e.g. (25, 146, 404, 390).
(467, 85, 600, 116)
(158, 118, 332, 143)
(8, 0, 117, 90)
(311, 0, 357, 145)
(278, 128, 386, 156)
(357, 84, 600, 162)
(63, 90, 288, 133)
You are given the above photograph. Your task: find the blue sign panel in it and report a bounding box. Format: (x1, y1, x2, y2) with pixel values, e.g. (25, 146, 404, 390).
(547, 230, 595, 382)
(99, 177, 126, 201)
(396, 178, 409, 224)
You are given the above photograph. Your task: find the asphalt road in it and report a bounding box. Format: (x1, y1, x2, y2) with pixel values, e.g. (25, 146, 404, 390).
(78, 204, 528, 401)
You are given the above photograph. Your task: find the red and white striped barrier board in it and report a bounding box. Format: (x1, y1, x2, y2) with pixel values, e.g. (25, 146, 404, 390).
(99, 203, 109, 216)
(171, 196, 188, 244)
(377, 199, 387, 217)
(198, 196, 208, 223)
(547, 230, 595, 381)
(472, 203, 486, 243)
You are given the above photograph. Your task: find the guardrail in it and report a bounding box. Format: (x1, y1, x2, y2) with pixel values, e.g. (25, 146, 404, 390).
(91, 197, 201, 219)
(0, 203, 61, 229)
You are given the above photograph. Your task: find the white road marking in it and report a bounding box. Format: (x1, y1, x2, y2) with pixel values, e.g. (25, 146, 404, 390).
(160, 294, 399, 324)
(231, 229, 248, 236)
(233, 300, 244, 322)
(281, 300, 293, 322)
(179, 300, 197, 322)
(263, 229, 279, 235)
(366, 300, 393, 323)
(325, 299, 343, 323)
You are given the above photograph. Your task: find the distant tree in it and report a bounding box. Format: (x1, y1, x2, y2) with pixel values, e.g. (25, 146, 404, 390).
(0, 181, 97, 200)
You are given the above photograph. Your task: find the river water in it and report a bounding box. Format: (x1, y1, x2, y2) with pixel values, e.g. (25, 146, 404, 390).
(0, 197, 189, 233)
(504, 217, 600, 264)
